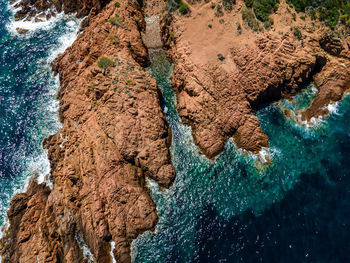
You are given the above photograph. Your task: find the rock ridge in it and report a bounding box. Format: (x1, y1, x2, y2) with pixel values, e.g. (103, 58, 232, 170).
(1, 1, 175, 262)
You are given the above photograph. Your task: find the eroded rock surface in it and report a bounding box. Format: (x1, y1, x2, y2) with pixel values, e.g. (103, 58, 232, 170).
(161, 0, 350, 158)
(1, 1, 175, 262)
(11, 0, 111, 21)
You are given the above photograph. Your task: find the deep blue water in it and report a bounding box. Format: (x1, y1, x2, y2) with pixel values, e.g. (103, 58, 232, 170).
(0, 1, 349, 262)
(0, 0, 80, 225)
(132, 50, 350, 263)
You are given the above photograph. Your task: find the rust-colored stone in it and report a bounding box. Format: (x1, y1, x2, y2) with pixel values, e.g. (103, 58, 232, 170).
(1, 1, 175, 262)
(161, 1, 350, 157)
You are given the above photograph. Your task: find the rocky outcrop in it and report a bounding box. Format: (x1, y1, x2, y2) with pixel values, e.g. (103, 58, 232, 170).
(161, 0, 350, 158)
(11, 0, 111, 21)
(302, 35, 350, 120)
(1, 1, 175, 262)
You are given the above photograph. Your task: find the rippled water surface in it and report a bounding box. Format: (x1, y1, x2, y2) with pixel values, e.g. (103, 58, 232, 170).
(132, 50, 350, 262)
(0, 0, 80, 225)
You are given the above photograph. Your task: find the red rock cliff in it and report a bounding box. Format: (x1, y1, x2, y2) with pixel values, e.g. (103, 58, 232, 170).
(0, 1, 175, 262)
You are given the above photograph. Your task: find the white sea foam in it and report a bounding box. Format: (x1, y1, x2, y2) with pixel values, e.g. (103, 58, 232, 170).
(75, 232, 95, 262)
(110, 241, 117, 263)
(298, 101, 340, 129)
(0, 9, 82, 256)
(6, 0, 63, 35)
(257, 147, 271, 164)
(6, 0, 82, 39)
(47, 18, 82, 63)
(7, 12, 60, 36)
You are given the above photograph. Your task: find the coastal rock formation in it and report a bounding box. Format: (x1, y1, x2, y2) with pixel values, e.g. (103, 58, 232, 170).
(1, 1, 175, 262)
(161, 0, 350, 158)
(11, 0, 111, 21)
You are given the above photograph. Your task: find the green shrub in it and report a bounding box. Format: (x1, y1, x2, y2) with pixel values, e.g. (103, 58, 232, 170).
(208, 23, 213, 28)
(242, 7, 262, 31)
(243, 0, 280, 23)
(252, 0, 279, 22)
(114, 1, 121, 8)
(109, 34, 120, 45)
(237, 22, 242, 34)
(293, 26, 302, 40)
(286, 0, 350, 28)
(179, 2, 189, 14)
(340, 14, 348, 23)
(263, 17, 274, 28)
(215, 4, 224, 16)
(98, 57, 114, 72)
(223, 0, 235, 11)
(108, 14, 124, 28)
(173, 0, 189, 15)
(169, 31, 175, 42)
(310, 8, 317, 20)
(244, 0, 254, 8)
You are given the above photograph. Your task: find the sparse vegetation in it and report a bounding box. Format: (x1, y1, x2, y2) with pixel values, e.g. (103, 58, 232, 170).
(169, 31, 175, 42)
(217, 53, 225, 61)
(215, 4, 224, 16)
(293, 26, 303, 40)
(179, 2, 189, 14)
(172, 0, 189, 15)
(242, 7, 262, 32)
(98, 57, 114, 74)
(244, 0, 280, 23)
(109, 34, 120, 45)
(108, 14, 124, 28)
(237, 22, 242, 34)
(223, 0, 235, 11)
(263, 17, 274, 28)
(286, 0, 350, 28)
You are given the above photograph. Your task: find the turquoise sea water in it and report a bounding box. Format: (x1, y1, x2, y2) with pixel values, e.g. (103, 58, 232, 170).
(0, 0, 80, 225)
(0, 2, 349, 262)
(132, 50, 350, 262)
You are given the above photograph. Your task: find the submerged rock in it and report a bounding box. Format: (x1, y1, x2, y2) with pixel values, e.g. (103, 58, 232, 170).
(15, 28, 29, 34)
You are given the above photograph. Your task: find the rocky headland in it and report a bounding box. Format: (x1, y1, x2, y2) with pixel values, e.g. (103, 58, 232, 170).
(162, 0, 350, 158)
(1, 0, 350, 262)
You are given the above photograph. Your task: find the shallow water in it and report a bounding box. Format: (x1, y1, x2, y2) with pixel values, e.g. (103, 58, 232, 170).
(0, 0, 81, 225)
(132, 49, 350, 262)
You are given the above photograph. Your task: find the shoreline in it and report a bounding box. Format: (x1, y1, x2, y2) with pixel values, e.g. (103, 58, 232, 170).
(0, 2, 82, 259)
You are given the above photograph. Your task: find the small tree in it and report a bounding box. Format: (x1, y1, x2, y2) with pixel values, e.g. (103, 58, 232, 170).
(98, 57, 114, 74)
(293, 26, 302, 41)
